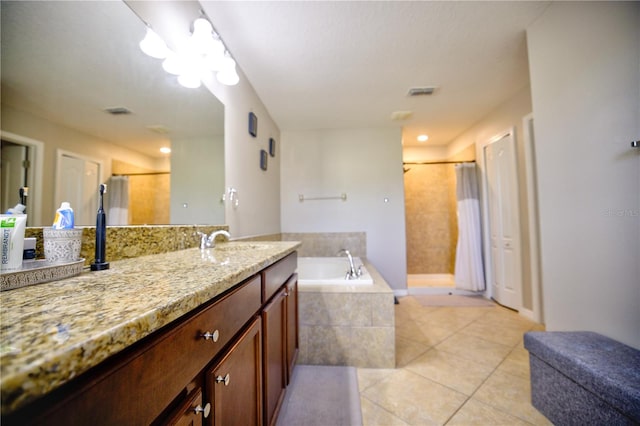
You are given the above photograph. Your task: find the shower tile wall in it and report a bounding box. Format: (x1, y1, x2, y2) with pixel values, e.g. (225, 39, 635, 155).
(129, 174, 170, 224)
(404, 164, 458, 274)
(111, 160, 169, 225)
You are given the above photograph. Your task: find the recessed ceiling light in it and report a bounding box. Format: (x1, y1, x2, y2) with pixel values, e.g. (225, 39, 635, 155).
(160, 147, 171, 154)
(417, 135, 429, 142)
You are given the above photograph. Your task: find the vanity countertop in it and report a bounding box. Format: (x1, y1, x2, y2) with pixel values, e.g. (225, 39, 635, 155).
(0, 241, 300, 415)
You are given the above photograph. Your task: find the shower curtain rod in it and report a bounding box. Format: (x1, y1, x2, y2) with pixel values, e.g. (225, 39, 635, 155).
(403, 160, 476, 166)
(111, 172, 170, 176)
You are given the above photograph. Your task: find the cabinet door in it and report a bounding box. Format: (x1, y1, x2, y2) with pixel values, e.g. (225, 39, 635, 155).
(206, 317, 262, 426)
(262, 287, 287, 426)
(285, 274, 299, 384)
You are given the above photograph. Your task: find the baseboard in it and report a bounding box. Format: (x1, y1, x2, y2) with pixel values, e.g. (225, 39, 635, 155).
(393, 289, 409, 298)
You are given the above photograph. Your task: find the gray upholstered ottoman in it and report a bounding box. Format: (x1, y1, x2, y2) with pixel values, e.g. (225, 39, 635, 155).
(524, 331, 640, 425)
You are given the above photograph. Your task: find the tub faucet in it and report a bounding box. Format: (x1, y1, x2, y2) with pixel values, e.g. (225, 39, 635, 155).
(198, 230, 231, 249)
(336, 249, 361, 279)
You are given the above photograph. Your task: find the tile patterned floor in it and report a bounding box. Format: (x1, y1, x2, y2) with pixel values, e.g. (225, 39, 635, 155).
(357, 296, 551, 425)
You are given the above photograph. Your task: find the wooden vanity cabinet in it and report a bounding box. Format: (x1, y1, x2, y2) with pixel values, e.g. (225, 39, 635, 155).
(2, 252, 298, 426)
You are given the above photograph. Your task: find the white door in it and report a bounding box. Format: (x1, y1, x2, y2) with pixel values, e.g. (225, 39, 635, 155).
(483, 132, 522, 309)
(58, 154, 100, 226)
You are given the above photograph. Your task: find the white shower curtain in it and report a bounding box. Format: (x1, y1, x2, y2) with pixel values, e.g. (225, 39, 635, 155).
(454, 163, 486, 291)
(107, 176, 129, 225)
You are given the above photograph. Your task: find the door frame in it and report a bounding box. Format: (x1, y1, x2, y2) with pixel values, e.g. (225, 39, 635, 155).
(477, 127, 523, 309)
(1, 131, 44, 226)
(522, 114, 543, 323)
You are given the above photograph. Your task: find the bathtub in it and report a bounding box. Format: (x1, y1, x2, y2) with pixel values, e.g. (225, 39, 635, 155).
(297, 257, 373, 285)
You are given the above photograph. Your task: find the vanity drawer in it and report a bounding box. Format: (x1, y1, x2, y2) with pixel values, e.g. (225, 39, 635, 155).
(262, 252, 297, 303)
(22, 275, 262, 426)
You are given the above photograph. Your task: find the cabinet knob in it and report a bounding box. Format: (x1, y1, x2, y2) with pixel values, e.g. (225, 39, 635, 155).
(201, 330, 220, 342)
(193, 402, 211, 418)
(215, 373, 230, 386)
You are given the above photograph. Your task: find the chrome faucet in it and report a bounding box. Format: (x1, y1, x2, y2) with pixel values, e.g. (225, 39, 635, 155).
(336, 249, 361, 279)
(197, 230, 231, 249)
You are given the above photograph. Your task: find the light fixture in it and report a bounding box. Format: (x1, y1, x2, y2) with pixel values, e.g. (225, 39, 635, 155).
(139, 27, 169, 59)
(160, 147, 171, 154)
(139, 16, 239, 87)
(417, 134, 429, 142)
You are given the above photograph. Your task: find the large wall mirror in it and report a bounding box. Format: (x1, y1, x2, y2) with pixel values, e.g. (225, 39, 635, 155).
(1, 1, 225, 227)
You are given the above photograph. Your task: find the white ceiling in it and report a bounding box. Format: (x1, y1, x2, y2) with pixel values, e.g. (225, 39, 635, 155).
(202, 1, 550, 147)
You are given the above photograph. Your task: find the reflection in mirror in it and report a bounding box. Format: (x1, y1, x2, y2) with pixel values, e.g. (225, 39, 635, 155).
(0, 1, 225, 226)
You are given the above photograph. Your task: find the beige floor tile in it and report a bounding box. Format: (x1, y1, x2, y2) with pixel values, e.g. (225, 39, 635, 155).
(459, 321, 526, 347)
(362, 369, 467, 425)
(395, 319, 455, 347)
(395, 335, 431, 367)
(447, 398, 531, 425)
(360, 396, 411, 426)
(473, 369, 553, 425)
(436, 333, 513, 369)
(357, 368, 395, 392)
(406, 348, 495, 395)
(495, 346, 531, 380)
(412, 314, 478, 332)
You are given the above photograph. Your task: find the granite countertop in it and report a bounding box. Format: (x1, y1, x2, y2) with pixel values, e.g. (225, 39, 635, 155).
(0, 241, 300, 415)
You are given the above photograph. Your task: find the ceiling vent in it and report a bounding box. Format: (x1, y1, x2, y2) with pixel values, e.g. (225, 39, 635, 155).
(104, 106, 133, 115)
(407, 86, 438, 97)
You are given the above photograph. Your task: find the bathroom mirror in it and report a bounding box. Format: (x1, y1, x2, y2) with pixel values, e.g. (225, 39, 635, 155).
(0, 1, 225, 226)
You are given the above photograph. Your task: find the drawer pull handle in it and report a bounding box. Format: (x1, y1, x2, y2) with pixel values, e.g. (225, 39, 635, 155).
(216, 373, 230, 386)
(201, 330, 219, 342)
(193, 402, 211, 418)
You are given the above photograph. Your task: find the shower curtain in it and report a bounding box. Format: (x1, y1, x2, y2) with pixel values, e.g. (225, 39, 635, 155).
(454, 163, 485, 291)
(106, 175, 129, 225)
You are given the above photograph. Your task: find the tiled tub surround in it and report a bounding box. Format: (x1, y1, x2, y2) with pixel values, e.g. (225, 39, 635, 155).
(24, 224, 227, 266)
(281, 232, 366, 257)
(0, 240, 300, 415)
(298, 259, 396, 368)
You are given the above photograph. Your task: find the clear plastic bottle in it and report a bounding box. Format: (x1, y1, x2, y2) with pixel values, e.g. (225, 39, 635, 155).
(53, 202, 74, 229)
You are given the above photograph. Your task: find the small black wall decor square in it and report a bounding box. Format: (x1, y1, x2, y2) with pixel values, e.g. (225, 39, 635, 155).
(269, 138, 276, 157)
(248, 112, 258, 137)
(260, 149, 268, 171)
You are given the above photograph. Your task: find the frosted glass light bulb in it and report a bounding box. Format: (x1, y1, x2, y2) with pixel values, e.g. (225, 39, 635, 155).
(217, 55, 239, 85)
(140, 28, 169, 59)
(162, 52, 183, 75)
(178, 72, 201, 89)
(190, 18, 214, 54)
